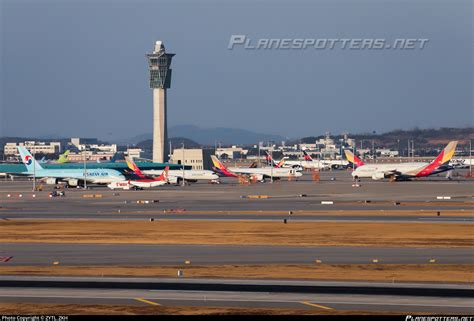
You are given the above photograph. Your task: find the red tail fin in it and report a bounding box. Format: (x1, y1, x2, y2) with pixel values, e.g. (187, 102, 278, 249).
(344, 149, 364, 167)
(126, 156, 146, 178)
(156, 166, 169, 181)
(302, 150, 313, 161)
(415, 141, 458, 177)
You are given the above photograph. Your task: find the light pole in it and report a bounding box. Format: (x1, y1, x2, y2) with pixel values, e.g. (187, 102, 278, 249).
(469, 139, 472, 177)
(181, 142, 185, 187)
(352, 139, 356, 180)
(397, 139, 401, 163)
(169, 141, 172, 161)
(32, 150, 36, 191)
(372, 140, 375, 163)
(83, 148, 87, 190)
(317, 150, 320, 171)
(407, 140, 410, 161)
(270, 146, 273, 183)
(258, 142, 261, 168)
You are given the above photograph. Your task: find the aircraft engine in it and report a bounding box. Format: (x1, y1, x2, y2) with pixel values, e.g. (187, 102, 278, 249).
(45, 178, 57, 185)
(250, 174, 264, 182)
(67, 178, 79, 186)
(371, 172, 385, 180)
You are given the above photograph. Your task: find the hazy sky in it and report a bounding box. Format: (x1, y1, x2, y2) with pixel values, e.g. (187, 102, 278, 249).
(1, 0, 472, 140)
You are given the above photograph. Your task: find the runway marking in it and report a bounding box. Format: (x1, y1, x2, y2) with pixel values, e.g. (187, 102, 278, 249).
(0, 295, 473, 309)
(300, 301, 334, 310)
(135, 297, 161, 306)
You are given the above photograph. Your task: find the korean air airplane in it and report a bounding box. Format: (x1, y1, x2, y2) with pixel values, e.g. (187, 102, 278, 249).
(18, 146, 126, 186)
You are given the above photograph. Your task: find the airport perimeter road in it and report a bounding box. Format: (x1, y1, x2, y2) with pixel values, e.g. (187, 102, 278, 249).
(0, 174, 472, 220)
(0, 278, 473, 313)
(2, 243, 473, 265)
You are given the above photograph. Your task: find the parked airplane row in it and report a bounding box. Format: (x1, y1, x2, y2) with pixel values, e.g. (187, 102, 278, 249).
(264, 151, 349, 170)
(12, 142, 462, 189)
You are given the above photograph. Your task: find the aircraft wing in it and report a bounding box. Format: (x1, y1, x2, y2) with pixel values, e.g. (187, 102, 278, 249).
(371, 169, 403, 180)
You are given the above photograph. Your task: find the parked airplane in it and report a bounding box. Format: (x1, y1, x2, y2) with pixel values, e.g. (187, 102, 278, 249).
(17, 146, 125, 186)
(272, 150, 330, 170)
(107, 157, 169, 190)
(211, 155, 302, 182)
(344, 141, 458, 181)
(141, 161, 219, 184)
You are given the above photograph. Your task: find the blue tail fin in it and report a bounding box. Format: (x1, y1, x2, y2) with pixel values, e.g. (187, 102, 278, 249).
(110, 152, 119, 163)
(17, 146, 44, 172)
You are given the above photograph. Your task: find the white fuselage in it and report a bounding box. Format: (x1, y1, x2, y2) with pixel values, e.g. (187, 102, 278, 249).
(228, 167, 303, 179)
(321, 159, 350, 168)
(24, 169, 125, 185)
(449, 158, 474, 168)
(143, 169, 219, 182)
(352, 162, 429, 179)
(280, 160, 330, 170)
(108, 179, 167, 190)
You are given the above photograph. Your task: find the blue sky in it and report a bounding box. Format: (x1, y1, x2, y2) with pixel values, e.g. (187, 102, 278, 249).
(1, 0, 472, 140)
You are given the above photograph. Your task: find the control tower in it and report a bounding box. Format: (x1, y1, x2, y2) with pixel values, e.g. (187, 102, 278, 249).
(146, 41, 175, 163)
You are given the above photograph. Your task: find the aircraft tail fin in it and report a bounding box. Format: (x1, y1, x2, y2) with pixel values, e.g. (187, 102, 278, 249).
(211, 155, 237, 177)
(110, 152, 119, 163)
(344, 149, 365, 167)
(125, 156, 146, 179)
(302, 150, 313, 161)
(416, 141, 458, 177)
(276, 159, 285, 168)
(156, 166, 169, 182)
(17, 146, 44, 172)
(57, 150, 70, 164)
(211, 155, 227, 171)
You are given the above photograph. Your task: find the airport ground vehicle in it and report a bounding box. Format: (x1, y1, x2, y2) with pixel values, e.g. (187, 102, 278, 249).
(49, 190, 65, 197)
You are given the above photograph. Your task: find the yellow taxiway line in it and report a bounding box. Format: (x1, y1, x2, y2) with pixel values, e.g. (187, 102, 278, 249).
(300, 301, 334, 310)
(135, 298, 161, 306)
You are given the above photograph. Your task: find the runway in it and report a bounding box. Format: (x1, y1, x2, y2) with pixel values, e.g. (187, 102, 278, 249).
(1, 243, 472, 265)
(1, 174, 472, 314)
(1, 277, 473, 313)
(2, 213, 472, 222)
(0, 173, 472, 221)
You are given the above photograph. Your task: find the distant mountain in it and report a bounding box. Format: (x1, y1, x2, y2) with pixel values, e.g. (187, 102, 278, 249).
(298, 127, 474, 149)
(124, 125, 285, 146)
(136, 137, 201, 151)
(122, 133, 151, 145)
(169, 125, 285, 146)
